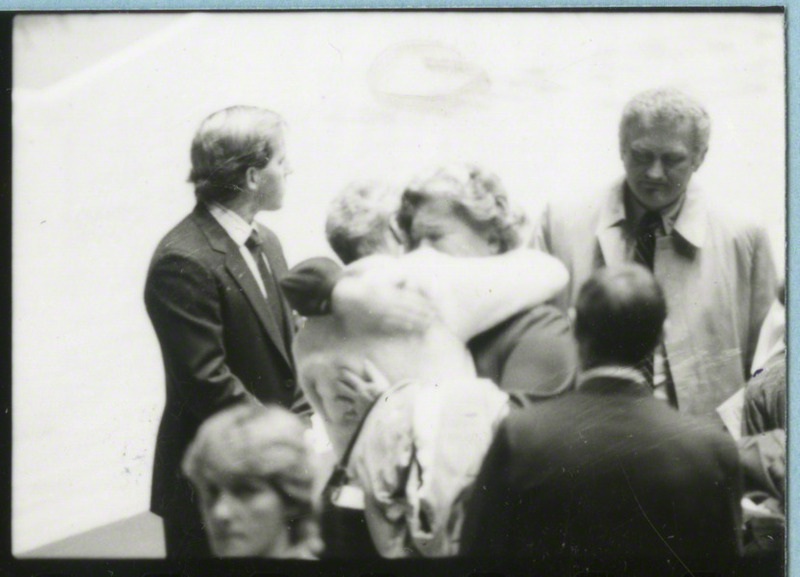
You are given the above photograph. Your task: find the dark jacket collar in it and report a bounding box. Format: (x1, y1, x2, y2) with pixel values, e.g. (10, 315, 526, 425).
(190, 203, 236, 254)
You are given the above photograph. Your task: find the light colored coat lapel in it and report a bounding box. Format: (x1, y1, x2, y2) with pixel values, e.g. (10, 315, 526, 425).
(594, 183, 628, 269)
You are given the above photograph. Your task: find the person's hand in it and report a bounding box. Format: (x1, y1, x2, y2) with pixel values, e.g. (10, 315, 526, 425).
(317, 360, 392, 427)
(338, 359, 392, 405)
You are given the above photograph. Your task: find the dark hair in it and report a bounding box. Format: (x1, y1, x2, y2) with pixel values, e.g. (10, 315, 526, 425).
(574, 265, 667, 367)
(188, 106, 285, 204)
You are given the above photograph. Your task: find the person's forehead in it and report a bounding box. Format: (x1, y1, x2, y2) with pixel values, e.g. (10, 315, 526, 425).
(198, 461, 257, 487)
(625, 117, 694, 149)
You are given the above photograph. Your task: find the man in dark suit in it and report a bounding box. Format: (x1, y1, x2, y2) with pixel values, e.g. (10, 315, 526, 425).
(145, 106, 302, 558)
(461, 264, 742, 570)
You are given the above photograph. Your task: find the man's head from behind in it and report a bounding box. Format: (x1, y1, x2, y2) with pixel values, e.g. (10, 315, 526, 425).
(325, 181, 406, 264)
(574, 264, 667, 370)
(189, 106, 289, 211)
(619, 88, 710, 211)
(182, 404, 320, 558)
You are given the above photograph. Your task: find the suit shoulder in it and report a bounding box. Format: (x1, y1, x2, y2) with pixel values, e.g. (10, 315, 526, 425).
(504, 394, 576, 441)
(148, 213, 215, 272)
(669, 411, 740, 464)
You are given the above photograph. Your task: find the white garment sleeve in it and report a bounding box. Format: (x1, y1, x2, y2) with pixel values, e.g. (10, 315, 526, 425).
(400, 247, 569, 341)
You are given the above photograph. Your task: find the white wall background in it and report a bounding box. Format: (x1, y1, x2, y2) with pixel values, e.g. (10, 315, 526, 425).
(12, 11, 785, 554)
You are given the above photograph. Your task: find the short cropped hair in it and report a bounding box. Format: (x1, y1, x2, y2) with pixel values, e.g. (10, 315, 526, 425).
(325, 181, 401, 264)
(574, 264, 667, 367)
(397, 163, 527, 253)
(182, 403, 317, 549)
(189, 106, 286, 204)
(619, 88, 711, 156)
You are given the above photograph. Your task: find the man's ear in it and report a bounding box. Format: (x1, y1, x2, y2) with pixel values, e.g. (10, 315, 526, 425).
(245, 166, 260, 190)
(692, 146, 708, 171)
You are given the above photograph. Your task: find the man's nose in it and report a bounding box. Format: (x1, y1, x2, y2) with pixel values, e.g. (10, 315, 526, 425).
(646, 158, 666, 180)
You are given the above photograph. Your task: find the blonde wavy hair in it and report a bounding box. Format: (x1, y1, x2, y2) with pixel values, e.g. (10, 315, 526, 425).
(397, 163, 528, 253)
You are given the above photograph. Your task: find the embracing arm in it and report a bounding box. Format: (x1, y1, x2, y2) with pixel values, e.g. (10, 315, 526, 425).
(282, 256, 435, 334)
(402, 248, 569, 341)
(145, 253, 258, 419)
(281, 249, 568, 342)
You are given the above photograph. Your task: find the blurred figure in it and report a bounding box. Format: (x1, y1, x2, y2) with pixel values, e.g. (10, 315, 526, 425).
(317, 174, 568, 556)
(318, 178, 408, 557)
(145, 106, 302, 557)
(183, 404, 322, 558)
(737, 282, 785, 558)
(750, 280, 786, 381)
(462, 265, 742, 569)
(397, 163, 577, 402)
(325, 180, 407, 264)
(282, 247, 569, 556)
(534, 88, 777, 421)
(745, 281, 786, 434)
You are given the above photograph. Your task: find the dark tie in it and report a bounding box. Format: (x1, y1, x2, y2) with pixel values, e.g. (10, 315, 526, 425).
(632, 212, 661, 388)
(633, 211, 661, 271)
(245, 231, 287, 332)
(631, 212, 678, 407)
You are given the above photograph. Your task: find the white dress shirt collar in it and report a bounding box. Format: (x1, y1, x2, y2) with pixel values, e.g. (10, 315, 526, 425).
(206, 201, 268, 298)
(206, 201, 255, 246)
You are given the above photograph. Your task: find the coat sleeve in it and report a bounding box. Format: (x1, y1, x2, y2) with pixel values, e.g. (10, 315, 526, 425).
(406, 248, 569, 342)
(497, 306, 577, 398)
(145, 252, 259, 419)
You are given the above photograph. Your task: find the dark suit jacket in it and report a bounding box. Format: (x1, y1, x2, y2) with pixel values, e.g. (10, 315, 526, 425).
(144, 204, 299, 520)
(461, 373, 742, 569)
(468, 304, 577, 404)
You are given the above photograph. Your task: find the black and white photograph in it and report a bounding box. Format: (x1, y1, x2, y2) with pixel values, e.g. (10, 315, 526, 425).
(11, 9, 786, 574)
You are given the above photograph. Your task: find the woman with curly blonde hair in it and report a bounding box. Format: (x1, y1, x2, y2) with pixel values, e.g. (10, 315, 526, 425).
(396, 162, 577, 401)
(397, 164, 528, 256)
